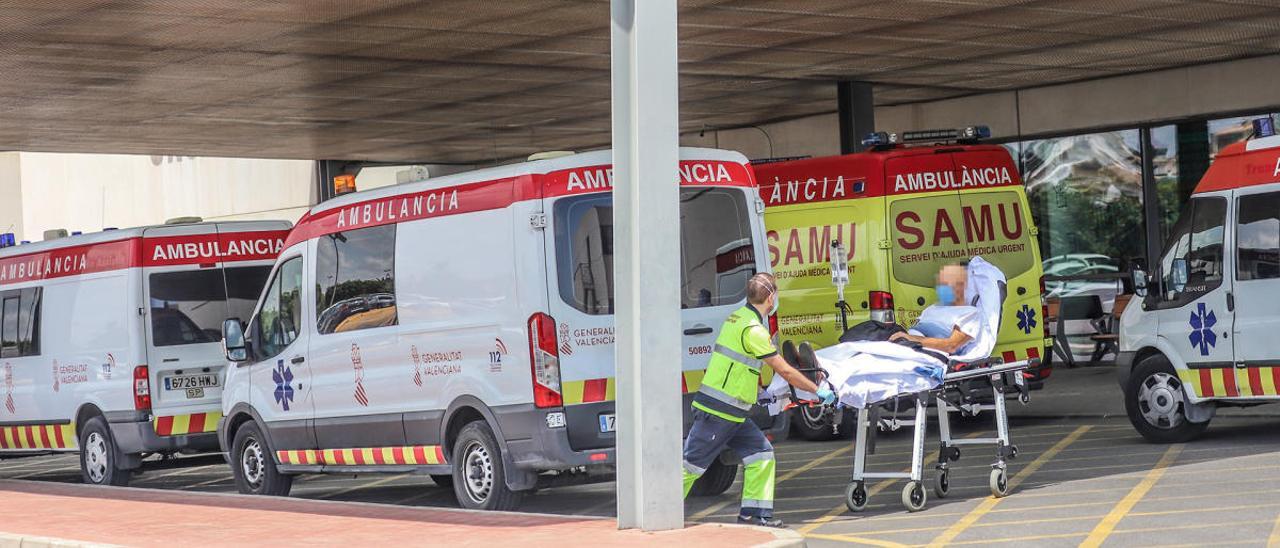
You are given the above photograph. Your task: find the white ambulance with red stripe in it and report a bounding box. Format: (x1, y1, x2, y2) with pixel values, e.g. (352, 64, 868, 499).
(1120, 119, 1280, 443)
(217, 148, 775, 510)
(0, 220, 289, 486)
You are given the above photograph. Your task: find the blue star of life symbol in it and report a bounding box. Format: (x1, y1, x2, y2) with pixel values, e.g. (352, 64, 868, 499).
(1016, 304, 1037, 334)
(273, 359, 295, 411)
(1188, 302, 1217, 356)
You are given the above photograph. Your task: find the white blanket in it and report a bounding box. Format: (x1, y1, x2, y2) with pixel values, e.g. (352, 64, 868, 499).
(764, 256, 1006, 411)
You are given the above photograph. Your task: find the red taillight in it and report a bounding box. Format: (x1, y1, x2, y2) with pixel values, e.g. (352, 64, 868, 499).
(133, 365, 151, 411)
(768, 313, 778, 336)
(527, 313, 563, 408)
(869, 291, 895, 323)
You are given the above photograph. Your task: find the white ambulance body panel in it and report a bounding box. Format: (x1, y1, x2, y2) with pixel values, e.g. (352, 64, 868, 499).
(218, 148, 774, 509)
(0, 221, 289, 485)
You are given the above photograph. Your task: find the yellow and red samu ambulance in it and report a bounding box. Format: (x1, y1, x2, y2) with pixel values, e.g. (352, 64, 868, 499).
(752, 128, 1051, 439)
(1119, 119, 1280, 443)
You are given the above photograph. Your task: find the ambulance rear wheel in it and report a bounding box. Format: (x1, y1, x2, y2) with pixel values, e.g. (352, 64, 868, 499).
(689, 459, 737, 497)
(231, 421, 293, 496)
(1125, 355, 1209, 443)
(452, 421, 523, 511)
(79, 417, 131, 487)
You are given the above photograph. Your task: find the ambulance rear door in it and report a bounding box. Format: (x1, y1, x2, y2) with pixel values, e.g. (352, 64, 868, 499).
(884, 152, 962, 325)
(951, 148, 1044, 362)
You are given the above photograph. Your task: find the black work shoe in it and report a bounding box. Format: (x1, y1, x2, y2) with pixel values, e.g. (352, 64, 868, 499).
(738, 515, 785, 528)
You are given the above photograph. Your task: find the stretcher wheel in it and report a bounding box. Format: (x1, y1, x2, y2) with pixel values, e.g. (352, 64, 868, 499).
(845, 482, 868, 512)
(989, 468, 1010, 498)
(932, 471, 950, 498)
(902, 481, 927, 512)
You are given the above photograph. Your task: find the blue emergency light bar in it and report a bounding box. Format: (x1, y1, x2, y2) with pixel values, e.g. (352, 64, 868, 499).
(1253, 117, 1276, 139)
(0, 233, 15, 249)
(861, 131, 897, 148)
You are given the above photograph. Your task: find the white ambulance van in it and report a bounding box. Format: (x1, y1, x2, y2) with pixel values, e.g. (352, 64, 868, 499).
(0, 221, 289, 485)
(1120, 120, 1280, 442)
(217, 148, 775, 510)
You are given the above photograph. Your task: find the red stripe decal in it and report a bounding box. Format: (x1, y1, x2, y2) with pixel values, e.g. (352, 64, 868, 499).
(24, 426, 37, 448)
(334, 450, 347, 465)
(1273, 367, 1280, 395)
(53, 425, 65, 448)
(37, 426, 51, 448)
(1248, 367, 1264, 396)
(680, 374, 688, 394)
(582, 378, 608, 403)
(435, 446, 446, 464)
(1199, 369, 1215, 397)
(1223, 366, 1239, 397)
(155, 416, 175, 436)
(1026, 347, 1040, 359)
(414, 445, 428, 464)
(354, 450, 367, 465)
(372, 449, 386, 465)
(393, 448, 407, 465)
(0, 429, 8, 449)
(189, 413, 208, 434)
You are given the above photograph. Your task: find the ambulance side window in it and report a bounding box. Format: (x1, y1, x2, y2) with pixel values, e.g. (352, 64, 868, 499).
(257, 257, 303, 360)
(315, 225, 398, 334)
(1235, 191, 1280, 281)
(0, 288, 40, 358)
(1159, 197, 1226, 305)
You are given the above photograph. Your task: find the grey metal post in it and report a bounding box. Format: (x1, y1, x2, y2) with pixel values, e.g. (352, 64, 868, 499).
(1139, 127, 1162, 272)
(611, 0, 683, 531)
(838, 81, 876, 154)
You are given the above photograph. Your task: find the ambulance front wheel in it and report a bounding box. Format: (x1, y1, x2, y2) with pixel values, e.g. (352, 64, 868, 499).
(452, 420, 524, 511)
(845, 481, 868, 512)
(231, 421, 293, 497)
(79, 417, 131, 487)
(1124, 354, 1210, 444)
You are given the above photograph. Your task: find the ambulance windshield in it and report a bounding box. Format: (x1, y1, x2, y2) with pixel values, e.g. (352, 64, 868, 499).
(148, 265, 272, 347)
(554, 187, 756, 315)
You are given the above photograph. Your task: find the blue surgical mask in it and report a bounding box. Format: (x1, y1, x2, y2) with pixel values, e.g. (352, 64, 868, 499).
(935, 284, 955, 306)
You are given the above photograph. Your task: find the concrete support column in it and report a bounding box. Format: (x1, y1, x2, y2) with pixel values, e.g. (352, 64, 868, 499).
(610, 0, 684, 532)
(837, 81, 876, 154)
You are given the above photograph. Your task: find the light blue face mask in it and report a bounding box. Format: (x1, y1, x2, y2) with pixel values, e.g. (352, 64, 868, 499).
(935, 284, 956, 306)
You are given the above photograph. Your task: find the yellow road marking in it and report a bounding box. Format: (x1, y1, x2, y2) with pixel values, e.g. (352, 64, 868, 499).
(806, 532, 909, 547)
(925, 425, 1091, 548)
(1080, 444, 1183, 548)
(1267, 512, 1280, 548)
(690, 443, 852, 520)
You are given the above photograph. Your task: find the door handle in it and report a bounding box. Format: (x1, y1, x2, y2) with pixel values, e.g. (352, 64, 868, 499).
(1226, 291, 1235, 312)
(684, 326, 713, 336)
(291, 356, 306, 364)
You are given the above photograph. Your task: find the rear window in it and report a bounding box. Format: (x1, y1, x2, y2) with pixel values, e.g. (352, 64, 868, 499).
(554, 188, 757, 315)
(149, 266, 272, 347)
(890, 190, 1034, 286)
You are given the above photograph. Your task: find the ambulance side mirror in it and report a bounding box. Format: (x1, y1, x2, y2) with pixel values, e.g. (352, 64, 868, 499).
(1131, 268, 1149, 298)
(1170, 258, 1189, 294)
(223, 318, 248, 362)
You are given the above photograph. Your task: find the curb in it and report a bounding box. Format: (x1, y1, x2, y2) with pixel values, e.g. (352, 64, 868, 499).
(714, 523, 805, 548)
(0, 532, 119, 548)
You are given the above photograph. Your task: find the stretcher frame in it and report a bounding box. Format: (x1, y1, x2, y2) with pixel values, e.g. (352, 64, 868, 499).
(785, 350, 1035, 513)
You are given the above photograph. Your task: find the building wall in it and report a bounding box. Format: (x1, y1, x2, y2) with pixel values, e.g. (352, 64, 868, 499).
(686, 54, 1280, 159)
(6, 153, 314, 241)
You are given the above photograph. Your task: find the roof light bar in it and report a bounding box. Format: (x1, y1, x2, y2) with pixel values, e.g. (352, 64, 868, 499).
(861, 131, 897, 148)
(900, 125, 991, 144)
(1253, 117, 1276, 139)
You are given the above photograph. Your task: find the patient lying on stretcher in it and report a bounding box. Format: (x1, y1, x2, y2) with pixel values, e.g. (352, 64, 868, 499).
(889, 262, 988, 356)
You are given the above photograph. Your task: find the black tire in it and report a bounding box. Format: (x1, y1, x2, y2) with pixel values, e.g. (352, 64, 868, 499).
(1124, 354, 1210, 443)
(845, 481, 868, 512)
(451, 421, 523, 511)
(430, 474, 454, 488)
(78, 416, 131, 487)
(230, 421, 293, 496)
(689, 458, 738, 496)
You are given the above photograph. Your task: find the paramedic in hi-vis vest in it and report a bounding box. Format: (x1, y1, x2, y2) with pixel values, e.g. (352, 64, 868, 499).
(683, 272, 836, 528)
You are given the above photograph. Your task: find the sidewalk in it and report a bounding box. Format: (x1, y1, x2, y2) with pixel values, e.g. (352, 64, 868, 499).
(0, 480, 801, 548)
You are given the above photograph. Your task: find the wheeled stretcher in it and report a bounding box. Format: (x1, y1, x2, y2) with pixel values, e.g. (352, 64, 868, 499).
(781, 343, 1036, 512)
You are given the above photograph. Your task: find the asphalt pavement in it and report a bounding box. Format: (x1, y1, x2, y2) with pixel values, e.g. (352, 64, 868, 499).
(3, 366, 1279, 547)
